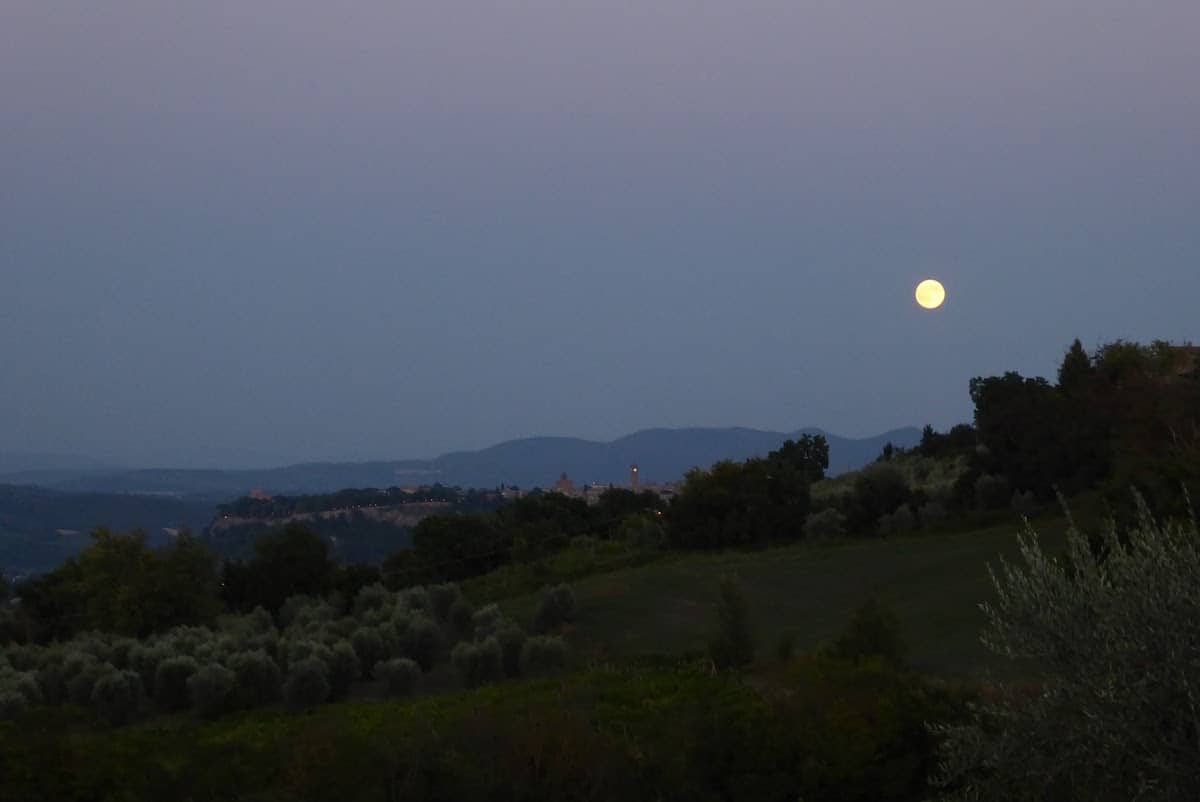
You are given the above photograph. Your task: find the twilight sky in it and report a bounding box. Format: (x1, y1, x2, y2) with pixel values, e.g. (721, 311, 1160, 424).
(2, 1, 1198, 468)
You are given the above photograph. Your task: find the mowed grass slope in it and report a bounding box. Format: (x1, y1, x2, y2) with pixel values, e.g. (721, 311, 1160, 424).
(502, 515, 1070, 678)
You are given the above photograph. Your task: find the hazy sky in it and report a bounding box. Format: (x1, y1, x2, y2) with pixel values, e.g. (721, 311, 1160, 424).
(3, 1, 1198, 468)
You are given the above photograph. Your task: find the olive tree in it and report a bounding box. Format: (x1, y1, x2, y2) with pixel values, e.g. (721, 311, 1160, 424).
(932, 501, 1200, 802)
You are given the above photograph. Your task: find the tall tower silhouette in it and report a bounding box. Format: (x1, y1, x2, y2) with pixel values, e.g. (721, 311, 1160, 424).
(630, 464, 640, 489)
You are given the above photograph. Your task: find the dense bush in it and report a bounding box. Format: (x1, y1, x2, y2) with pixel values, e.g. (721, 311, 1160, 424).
(34, 653, 68, 705)
(0, 662, 969, 802)
(325, 642, 360, 700)
(519, 636, 569, 676)
(0, 687, 29, 721)
(933, 504, 1200, 801)
(130, 643, 172, 696)
(877, 504, 916, 536)
(187, 664, 237, 718)
(845, 464, 912, 534)
(226, 650, 281, 708)
(495, 622, 528, 678)
(447, 598, 474, 641)
(284, 657, 330, 709)
(471, 604, 505, 639)
(350, 627, 386, 679)
(803, 507, 846, 540)
(0, 668, 42, 720)
(281, 639, 332, 672)
(974, 473, 1012, 510)
(279, 595, 336, 630)
(373, 657, 421, 697)
(396, 586, 433, 616)
(402, 616, 441, 672)
(451, 637, 504, 688)
(668, 455, 813, 548)
(428, 583, 463, 622)
(532, 584, 577, 634)
(154, 656, 199, 711)
(66, 656, 113, 707)
(707, 574, 755, 669)
(352, 583, 391, 617)
(91, 669, 143, 725)
(828, 598, 908, 666)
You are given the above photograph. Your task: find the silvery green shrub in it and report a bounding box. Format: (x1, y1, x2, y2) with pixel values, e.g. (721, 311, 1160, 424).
(280, 595, 334, 631)
(226, 650, 281, 708)
(353, 583, 391, 617)
(108, 637, 138, 670)
(154, 655, 199, 711)
(451, 637, 503, 688)
(0, 669, 42, 707)
(187, 663, 237, 718)
(373, 658, 421, 697)
(495, 622, 527, 678)
(803, 507, 847, 541)
(471, 604, 505, 639)
(0, 689, 28, 721)
(428, 583, 463, 622)
(932, 500, 1200, 801)
(91, 669, 143, 726)
(129, 643, 171, 695)
(403, 616, 441, 672)
(447, 598, 474, 641)
(532, 584, 577, 634)
(4, 643, 41, 672)
(166, 625, 214, 657)
(281, 639, 332, 672)
(396, 587, 433, 616)
(325, 641, 359, 700)
(35, 652, 68, 705)
(351, 628, 386, 678)
(519, 636, 569, 676)
(283, 657, 329, 709)
(65, 656, 113, 707)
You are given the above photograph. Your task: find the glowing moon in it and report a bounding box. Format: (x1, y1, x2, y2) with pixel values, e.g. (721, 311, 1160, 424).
(915, 279, 946, 310)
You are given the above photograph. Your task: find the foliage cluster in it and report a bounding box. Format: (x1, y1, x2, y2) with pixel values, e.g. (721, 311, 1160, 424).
(667, 434, 828, 548)
(933, 500, 1200, 801)
(0, 571, 576, 724)
(381, 487, 662, 587)
(0, 659, 969, 802)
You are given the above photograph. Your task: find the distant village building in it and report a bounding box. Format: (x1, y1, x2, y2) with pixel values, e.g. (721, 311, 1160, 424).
(544, 465, 679, 505)
(248, 488, 272, 501)
(553, 472, 576, 495)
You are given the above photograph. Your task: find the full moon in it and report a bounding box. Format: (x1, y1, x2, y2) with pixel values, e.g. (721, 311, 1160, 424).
(915, 279, 946, 310)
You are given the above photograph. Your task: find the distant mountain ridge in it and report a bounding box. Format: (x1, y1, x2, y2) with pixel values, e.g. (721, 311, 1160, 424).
(0, 451, 122, 475)
(0, 426, 921, 498)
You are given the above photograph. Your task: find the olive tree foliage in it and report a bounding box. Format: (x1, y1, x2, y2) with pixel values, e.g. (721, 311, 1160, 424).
(373, 657, 421, 697)
(154, 656, 199, 711)
(519, 636, 570, 676)
(932, 499, 1200, 802)
(532, 584, 578, 634)
(451, 636, 504, 688)
(0, 664, 42, 721)
(91, 669, 143, 726)
(707, 573, 755, 670)
(284, 657, 330, 709)
(187, 664, 238, 718)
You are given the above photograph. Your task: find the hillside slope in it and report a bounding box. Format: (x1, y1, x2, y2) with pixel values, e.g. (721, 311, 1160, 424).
(21, 426, 921, 496)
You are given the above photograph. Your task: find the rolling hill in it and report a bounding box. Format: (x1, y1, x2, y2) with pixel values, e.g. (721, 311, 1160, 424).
(7, 426, 920, 497)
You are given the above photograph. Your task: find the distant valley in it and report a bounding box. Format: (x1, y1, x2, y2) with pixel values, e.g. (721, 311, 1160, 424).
(0, 425, 919, 573)
(0, 426, 919, 498)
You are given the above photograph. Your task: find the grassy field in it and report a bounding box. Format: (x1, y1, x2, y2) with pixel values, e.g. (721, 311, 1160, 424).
(499, 513, 1072, 678)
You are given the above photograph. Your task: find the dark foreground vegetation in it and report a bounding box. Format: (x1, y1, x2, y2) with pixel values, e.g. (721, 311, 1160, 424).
(0, 338, 1197, 801)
